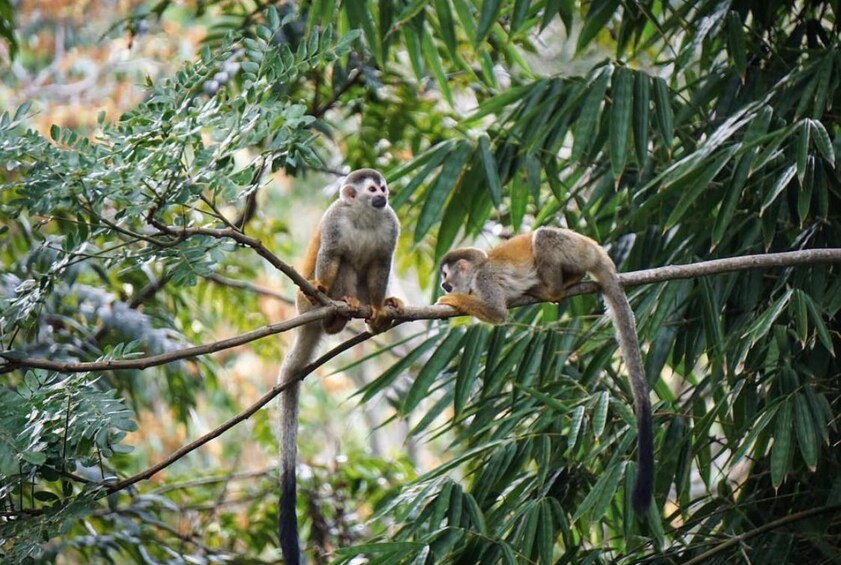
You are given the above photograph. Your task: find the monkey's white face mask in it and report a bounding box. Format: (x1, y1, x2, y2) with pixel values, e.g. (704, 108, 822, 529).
(340, 177, 389, 209)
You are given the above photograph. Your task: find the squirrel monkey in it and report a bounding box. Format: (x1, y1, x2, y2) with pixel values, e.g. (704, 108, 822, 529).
(278, 169, 401, 564)
(437, 227, 653, 514)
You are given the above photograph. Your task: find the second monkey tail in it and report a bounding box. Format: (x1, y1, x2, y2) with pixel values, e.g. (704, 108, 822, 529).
(591, 267, 654, 516)
(278, 322, 322, 565)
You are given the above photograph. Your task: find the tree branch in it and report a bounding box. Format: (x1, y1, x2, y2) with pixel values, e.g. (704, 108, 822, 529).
(105, 329, 376, 494)
(144, 216, 330, 306)
(204, 273, 295, 305)
(683, 502, 841, 565)
(0, 308, 332, 373)
(3, 248, 841, 373)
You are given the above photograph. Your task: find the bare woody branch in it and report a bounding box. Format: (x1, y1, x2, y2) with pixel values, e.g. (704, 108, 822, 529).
(105, 329, 376, 493)
(3, 248, 841, 373)
(0, 308, 332, 373)
(144, 216, 330, 306)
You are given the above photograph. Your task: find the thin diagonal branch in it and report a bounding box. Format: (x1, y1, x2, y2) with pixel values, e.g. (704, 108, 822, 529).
(144, 215, 329, 306)
(0, 308, 332, 373)
(105, 329, 377, 494)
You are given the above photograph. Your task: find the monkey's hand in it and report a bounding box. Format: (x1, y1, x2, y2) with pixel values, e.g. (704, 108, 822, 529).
(436, 293, 507, 325)
(366, 297, 403, 334)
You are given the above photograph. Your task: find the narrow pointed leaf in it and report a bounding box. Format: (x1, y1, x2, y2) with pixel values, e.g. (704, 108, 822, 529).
(475, 0, 502, 46)
(796, 120, 810, 184)
(573, 461, 624, 521)
(572, 68, 611, 161)
(454, 326, 489, 417)
(568, 405, 585, 451)
(610, 66, 633, 179)
(403, 329, 466, 413)
(809, 119, 835, 166)
(633, 70, 650, 166)
(793, 392, 818, 471)
(434, 0, 457, 56)
(478, 134, 502, 208)
(760, 164, 796, 216)
(771, 400, 792, 489)
(653, 77, 674, 147)
(593, 391, 609, 438)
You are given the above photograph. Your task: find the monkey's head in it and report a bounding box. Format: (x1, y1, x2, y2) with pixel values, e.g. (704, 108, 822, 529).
(439, 248, 487, 294)
(340, 168, 389, 210)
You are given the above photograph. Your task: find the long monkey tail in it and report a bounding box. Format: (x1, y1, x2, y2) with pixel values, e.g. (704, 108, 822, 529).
(278, 321, 322, 565)
(590, 262, 654, 516)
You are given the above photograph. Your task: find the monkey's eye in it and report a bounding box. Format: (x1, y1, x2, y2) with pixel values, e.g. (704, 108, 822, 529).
(368, 186, 378, 193)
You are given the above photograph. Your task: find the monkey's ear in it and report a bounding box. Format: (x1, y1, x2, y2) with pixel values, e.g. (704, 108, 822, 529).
(340, 184, 357, 203)
(456, 259, 472, 273)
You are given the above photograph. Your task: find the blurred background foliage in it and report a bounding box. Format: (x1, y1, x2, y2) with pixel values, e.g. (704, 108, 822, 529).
(1, 0, 840, 563)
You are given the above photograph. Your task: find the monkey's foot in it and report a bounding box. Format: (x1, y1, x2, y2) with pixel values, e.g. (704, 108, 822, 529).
(366, 297, 403, 334)
(303, 279, 329, 305)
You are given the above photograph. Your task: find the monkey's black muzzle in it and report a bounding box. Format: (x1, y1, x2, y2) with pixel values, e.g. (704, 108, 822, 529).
(441, 282, 453, 293)
(372, 195, 387, 208)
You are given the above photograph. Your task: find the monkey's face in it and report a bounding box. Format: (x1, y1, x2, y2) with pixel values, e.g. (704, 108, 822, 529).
(440, 259, 474, 294)
(340, 170, 389, 209)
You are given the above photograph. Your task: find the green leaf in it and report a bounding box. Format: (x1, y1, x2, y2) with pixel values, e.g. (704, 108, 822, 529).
(454, 326, 489, 417)
(572, 67, 611, 161)
(359, 334, 442, 402)
(576, 0, 619, 53)
(403, 329, 466, 413)
(475, 0, 502, 46)
(478, 134, 502, 208)
(434, 0, 457, 56)
(726, 11, 747, 76)
(537, 499, 554, 565)
(593, 391, 609, 438)
(793, 392, 818, 471)
(609, 66, 633, 179)
(573, 460, 625, 521)
(345, 0, 382, 65)
(742, 288, 793, 346)
(796, 120, 810, 185)
(50, 124, 60, 141)
(421, 30, 454, 107)
(633, 70, 650, 166)
(771, 399, 792, 489)
(652, 76, 674, 147)
(809, 119, 835, 166)
(511, 0, 531, 33)
(802, 291, 834, 354)
(568, 405, 585, 452)
(666, 148, 735, 228)
(759, 164, 796, 216)
(414, 141, 472, 242)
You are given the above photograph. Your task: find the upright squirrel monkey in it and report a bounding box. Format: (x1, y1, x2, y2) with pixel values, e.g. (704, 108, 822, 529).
(278, 169, 400, 564)
(437, 227, 653, 514)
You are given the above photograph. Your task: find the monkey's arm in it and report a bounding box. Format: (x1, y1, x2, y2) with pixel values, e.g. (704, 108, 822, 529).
(436, 292, 508, 324)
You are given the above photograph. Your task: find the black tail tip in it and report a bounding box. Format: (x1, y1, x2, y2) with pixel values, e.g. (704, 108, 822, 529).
(279, 471, 301, 564)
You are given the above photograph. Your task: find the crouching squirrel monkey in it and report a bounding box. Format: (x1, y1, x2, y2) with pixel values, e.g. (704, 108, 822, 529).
(437, 227, 653, 514)
(278, 169, 401, 564)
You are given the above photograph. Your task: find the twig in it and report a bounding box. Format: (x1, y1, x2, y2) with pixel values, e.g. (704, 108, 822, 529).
(683, 502, 841, 565)
(204, 273, 295, 305)
(0, 308, 332, 373)
(105, 329, 376, 494)
(144, 216, 329, 305)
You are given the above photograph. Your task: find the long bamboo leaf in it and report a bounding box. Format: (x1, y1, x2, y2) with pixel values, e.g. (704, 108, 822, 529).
(793, 392, 818, 471)
(610, 66, 633, 179)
